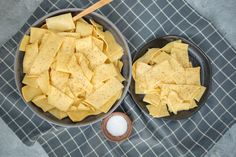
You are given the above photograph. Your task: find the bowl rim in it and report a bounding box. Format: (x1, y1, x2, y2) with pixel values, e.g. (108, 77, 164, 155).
(14, 8, 132, 127)
(129, 35, 212, 120)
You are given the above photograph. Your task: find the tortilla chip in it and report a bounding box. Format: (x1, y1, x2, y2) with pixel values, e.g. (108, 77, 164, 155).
(89, 19, 103, 30)
(92, 63, 117, 85)
(57, 32, 81, 38)
(99, 90, 122, 113)
(185, 67, 201, 85)
(48, 86, 74, 111)
(136, 48, 160, 64)
(32, 95, 54, 112)
(77, 103, 90, 111)
(37, 71, 50, 94)
(75, 36, 93, 53)
(56, 37, 76, 73)
(76, 21, 93, 36)
(19, 35, 30, 52)
(161, 84, 206, 102)
(23, 42, 39, 73)
(134, 62, 152, 94)
(169, 58, 186, 84)
(145, 60, 174, 90)
(75, 53, 93, 81)
(117, 60, 123, 72)
(135, 62, 152, 81)
(89, 45, 108, 68)
(147, 104, 169, 118)
(30, 33, 63, 75)
(50, 70, 70, 89)
(171, 48, 189, 68)
(22, 74, 38, 88)
(67, 110, 101, 122)
(67, 55, 93, 94)
(166, 90, 186, 114)
(194, 86, 206, 102)
(151, 51, 171, 65)
(22, 86, 42, 102)
(161, 40, 181, 53)
(143, 93, 161, 106)
(92, 36, 104, 51)
(173, 42, 188, 51)
(104, 31, 123, 62)
(29, 27, 48, 43)
(85, 78, 123, 109)
(49, 108, 68, 120)
(46, 13, 75, 31)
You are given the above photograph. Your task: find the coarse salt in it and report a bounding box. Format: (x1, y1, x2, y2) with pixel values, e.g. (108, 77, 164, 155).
(106, 115, 128, 136)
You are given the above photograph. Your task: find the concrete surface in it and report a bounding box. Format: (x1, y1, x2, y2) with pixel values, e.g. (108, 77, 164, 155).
(0, 0, 236, 157)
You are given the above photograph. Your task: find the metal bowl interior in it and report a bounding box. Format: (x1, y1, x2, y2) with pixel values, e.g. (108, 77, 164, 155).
(14, 8, 132, 127)
(130, 35, 211, 120)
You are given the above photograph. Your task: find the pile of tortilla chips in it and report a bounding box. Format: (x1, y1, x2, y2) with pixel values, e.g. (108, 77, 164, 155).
(19, 13, 125, 122)
(132, 40, 206, 118)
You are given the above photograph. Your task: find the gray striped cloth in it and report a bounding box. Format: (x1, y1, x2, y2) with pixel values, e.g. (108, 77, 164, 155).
(0, 0, 236, 156)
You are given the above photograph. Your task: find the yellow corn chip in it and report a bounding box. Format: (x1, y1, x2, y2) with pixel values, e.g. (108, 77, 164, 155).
(76, 36, 93, 53)
(49, 108, 68, 120)
(173, 42, 188, 51)
(22, 74, 38, 88)
(75, 53, 93, 81)
(67, 55, 93, 94)
(30, 33, 63, 75)
(46, 13, 75, 31)
(147, 104, 169, 118)
(57, 32, 81, 38)
(77, 103, 90, 111)
(50, 70, 70, 89)
(104, 31, 123, 62)
(62, 85, 75, 99)
(100, 90, 122, 113)
(145, 60, 174, 90)
(151, 51, 171, 65)
(22, 86, 42, 102)
(23, 42, 38, 73)
(67, 110, 101, 122)
(85, 78, 123, 109)
(143, 93, 161, 106)
(48, 86, 74, 111)
(161, 40, 181, 53)
(37, 71, 50, 94)
(171, 48, 189, 68)
(32, 95, 54, 112)
(76, 21, 93, 36)
(185, 67, 201, 85)
(89, 19, 103, 30)
(56, 37, 76, 73)
(92, 63, 117, 85)
(87, 45, 108, 68)
(19, 35, 30, 52)
(134, 62, 152, 94)
(30, 27, 48, 43)
(92, 36, 104, 51)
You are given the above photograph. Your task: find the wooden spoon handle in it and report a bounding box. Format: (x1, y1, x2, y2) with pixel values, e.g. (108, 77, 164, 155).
(73, 0, 112, 21)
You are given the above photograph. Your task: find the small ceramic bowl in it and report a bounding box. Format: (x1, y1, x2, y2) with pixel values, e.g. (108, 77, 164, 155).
(14, 8, 132, 127)
(101, 112, 132, 142)
(130, 35, 211, 120)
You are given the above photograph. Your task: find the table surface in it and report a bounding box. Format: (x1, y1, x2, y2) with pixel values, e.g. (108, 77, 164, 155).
(0, 0, 236, 156)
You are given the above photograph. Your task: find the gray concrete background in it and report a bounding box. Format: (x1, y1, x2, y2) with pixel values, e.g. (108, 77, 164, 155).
(0, 0, 236, 156)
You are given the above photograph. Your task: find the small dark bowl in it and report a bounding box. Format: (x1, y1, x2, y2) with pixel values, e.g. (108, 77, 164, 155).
(14, 8, 132, 127)
(130, 35, 211, 120)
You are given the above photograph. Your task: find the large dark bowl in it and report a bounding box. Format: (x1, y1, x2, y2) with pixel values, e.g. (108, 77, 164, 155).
(14, 8, 132, 127)
(130, 35, 211, 120)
